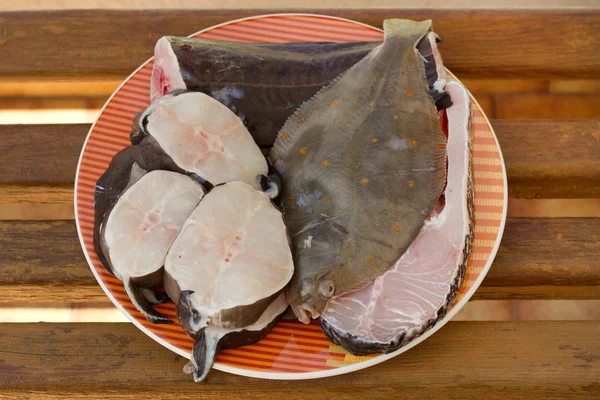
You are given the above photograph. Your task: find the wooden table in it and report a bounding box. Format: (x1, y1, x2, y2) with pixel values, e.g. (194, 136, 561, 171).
(1, 9, 599, 399)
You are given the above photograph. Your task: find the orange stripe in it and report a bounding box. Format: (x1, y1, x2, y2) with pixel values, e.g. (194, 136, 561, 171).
(224, 347, 330, 367)
(115, 92, 148, 106)
(205, 28, 286, 43)
(95, 120, 131, 132)
(84, 153, 112, 163)
(252, 342, 345, 359)
(279, 15, 381, 34)
(217, 354, 331, 372)
(222, 23, 351, 43)
(199, 31, 259, 43)
(270, 326, 328, 339)
(102, 108, 138, 120)
(243, 20, 375, 43)
(245, 343, 344, 361)
(474, 178, 505, 186)
(109, 99, 148, 113)
(277, 322, 324, 332)
(266, 332, 331, 346)
(250, 19, 382, 40)
(80, 161, 108, 172)
(102, 112, 135, 125)
(120, 87, 149, 97)
(473, 205, 504, 213)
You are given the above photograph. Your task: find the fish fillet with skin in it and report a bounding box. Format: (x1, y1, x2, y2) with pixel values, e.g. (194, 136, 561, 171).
(320, 80, 474, 355)
(163, 181, 294, 381)
(270, 19, 448, 324)
(151, 37, 378, 146)
(99, 170, 205, 324)
(134, 91, 268, 189)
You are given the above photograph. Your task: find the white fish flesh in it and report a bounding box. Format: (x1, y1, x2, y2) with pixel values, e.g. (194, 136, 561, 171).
(137, 92, 268, 189)
(100, 169, 205, 323)
(164, 181, 294, 380)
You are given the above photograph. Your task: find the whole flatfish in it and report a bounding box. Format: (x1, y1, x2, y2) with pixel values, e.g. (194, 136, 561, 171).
(270, 19, 449, 323)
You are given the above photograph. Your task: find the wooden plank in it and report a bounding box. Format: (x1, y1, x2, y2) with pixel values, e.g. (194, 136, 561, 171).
(0, 322, 598, 399)
(495, 94, 600, 119)
(1, 218, 598, 303)
(0, 124, 86, 184)
(1, 120, 599, 198)
(496, 120, 600, 199)
(0, 10, 598, 79)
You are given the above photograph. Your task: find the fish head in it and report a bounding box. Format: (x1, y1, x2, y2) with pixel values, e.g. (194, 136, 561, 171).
(286, 219, 346, 324)
(287, 269, 337, 324)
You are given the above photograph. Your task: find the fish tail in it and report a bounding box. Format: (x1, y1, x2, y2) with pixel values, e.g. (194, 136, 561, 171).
(383, 19, 432, 39)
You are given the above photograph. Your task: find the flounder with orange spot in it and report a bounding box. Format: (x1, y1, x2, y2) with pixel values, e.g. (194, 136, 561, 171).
(270, 19, 449, 324)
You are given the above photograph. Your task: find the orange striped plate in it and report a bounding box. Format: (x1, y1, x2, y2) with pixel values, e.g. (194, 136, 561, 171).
(74, 14, 507, 379)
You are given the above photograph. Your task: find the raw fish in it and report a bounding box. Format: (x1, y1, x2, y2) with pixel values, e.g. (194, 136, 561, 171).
(271, 19, 449, 323)
(134, 92, 269, 189)
(99, 170, 205, 323)
(164, 181, 294, 381)
(320, 80, 474, 354)
(151, 37, 378, 146)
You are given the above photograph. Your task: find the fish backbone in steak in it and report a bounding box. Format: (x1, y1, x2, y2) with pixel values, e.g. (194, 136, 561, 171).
(163, 181, 294, 381)
(97, 169, 205, 324)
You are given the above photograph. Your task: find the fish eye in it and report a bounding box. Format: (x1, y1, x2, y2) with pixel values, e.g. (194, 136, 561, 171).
(319, 279, 335, 298)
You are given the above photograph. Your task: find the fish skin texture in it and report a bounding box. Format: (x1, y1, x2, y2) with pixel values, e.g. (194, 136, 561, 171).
(151, 37, 379, 147)
(320, 80, 474, 355)
(271, 19, 448, 322)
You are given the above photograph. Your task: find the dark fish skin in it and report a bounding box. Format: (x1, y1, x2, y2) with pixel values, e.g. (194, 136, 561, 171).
(152, 37, 451, 148)
(152, 38, 379, 146)
(271, 19, 449, 323)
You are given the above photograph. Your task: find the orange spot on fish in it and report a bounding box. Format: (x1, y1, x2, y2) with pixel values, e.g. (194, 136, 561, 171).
(279, 132, 287, 140)
(322, 160, 329, 167)
(411, 139, 417, 147)
(408, 180, 414, 188)
(343, 133, 350, 138)
(299, 147, 307, 154)
(437, 173, 446, 180)
(371, 138, 378, 143)
(323, 197, 329, 203)
(407, 90, 414, 96)
(366, 257, 373, 264)
(398, 37, 405, 42)
(331, 100, 340, 107)
(438, 143, 447, 149)
(361, 178, 369, 185)
(288, 195, 295, 201)
(369, 101, 375, 107)
(294, 110, 302, 116)
(393, 225, 401, 233)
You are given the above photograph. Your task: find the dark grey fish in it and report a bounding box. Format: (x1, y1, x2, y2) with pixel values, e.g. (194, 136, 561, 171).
(270, 19, 449, 323)
(151, 38, 378, 146)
